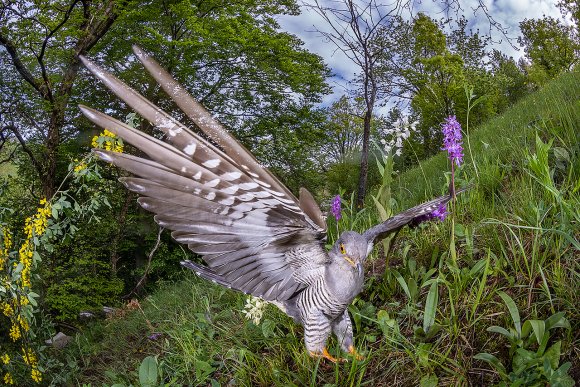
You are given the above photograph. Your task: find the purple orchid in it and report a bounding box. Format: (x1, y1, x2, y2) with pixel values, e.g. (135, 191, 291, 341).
(331, 195, 341, 221)
(430, 203, 448, 221)
(441, 116, 464, 167)
(411, 203, 448, 227)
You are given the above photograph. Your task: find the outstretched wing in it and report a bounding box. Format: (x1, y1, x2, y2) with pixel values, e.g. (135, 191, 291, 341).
(79, 46, 329, 301)
(362, 188, 467, 249)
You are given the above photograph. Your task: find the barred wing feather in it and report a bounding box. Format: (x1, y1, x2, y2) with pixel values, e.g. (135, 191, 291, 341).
(79, 48, 329, 301)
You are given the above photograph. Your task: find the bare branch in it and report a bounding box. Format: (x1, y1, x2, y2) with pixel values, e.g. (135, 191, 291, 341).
(0, 33, 50, 101)
(124, 226, 165, 298)
(3, 124, 44, 176)
(37, 0, 83, 102)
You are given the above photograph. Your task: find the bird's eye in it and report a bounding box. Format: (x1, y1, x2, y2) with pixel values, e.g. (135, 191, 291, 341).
(339, 243, 346, 254)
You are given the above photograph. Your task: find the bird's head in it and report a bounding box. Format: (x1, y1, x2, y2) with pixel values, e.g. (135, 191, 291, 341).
(331, 231, 370, 270)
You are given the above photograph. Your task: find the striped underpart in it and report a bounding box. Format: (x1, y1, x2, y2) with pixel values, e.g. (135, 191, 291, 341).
(298, 278, 354, 353)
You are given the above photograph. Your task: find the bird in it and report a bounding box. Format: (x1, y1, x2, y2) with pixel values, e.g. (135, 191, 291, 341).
(79, 46, 460, 363)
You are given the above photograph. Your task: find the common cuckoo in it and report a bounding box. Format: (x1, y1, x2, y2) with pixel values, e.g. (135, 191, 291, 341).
(79, 47, 459, 362)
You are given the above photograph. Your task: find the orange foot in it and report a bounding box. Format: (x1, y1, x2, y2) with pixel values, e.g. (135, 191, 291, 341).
(309, 347, 345, 363)
(348, 345, 364, 361)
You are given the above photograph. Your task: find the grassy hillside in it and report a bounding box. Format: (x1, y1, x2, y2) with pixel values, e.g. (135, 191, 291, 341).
(56, 71, 579, 386)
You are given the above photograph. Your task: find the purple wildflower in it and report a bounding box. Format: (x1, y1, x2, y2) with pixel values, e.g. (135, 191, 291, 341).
(148, 332, 163, 341)
(441, 116, 464, 167)
(430, 203, 447, 221)
(410, 203, 448, 227)
(331, 195, 341, 221)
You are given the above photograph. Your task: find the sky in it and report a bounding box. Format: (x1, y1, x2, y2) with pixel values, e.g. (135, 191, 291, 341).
(278, 0, 567, 108)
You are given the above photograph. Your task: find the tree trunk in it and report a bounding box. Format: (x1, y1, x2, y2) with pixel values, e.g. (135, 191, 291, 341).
(356, 109, 372, 207)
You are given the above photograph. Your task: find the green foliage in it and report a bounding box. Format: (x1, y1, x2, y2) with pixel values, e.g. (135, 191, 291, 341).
(519, 16, 578, 80)
(371, 145, 397, 265)
(43, 224, 125, 321)
(91, 0, 330, 185)
(2, 4, 578, 385)
(475, 292, 574, 386)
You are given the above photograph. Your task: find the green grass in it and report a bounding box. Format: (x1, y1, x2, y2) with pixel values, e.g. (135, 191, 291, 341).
(0, 141, 18, 178)
(58, 70, 580, 386)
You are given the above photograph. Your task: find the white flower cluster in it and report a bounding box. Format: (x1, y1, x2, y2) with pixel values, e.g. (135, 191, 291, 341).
(243, 296, 267, 325)
(380, 116, 417, 156)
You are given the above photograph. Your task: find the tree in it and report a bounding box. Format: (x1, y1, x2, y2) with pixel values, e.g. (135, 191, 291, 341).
(384, 14, 464, 157)
(88, 0, 330, 184)
(320, 96, 364, 167)
(308, 0, 400, 207)
(0, 0, 124, 198)
(519, 16, 579, 80)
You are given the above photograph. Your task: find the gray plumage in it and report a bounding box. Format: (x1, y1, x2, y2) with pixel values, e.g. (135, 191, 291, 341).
(79, 47, 459, 361)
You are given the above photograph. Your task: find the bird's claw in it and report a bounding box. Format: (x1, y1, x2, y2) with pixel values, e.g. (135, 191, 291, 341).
(348, 345, 364, 361)
(309, 347, 347, 363)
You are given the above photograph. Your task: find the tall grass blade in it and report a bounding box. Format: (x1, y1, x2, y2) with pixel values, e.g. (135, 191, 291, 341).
(470, 249, 491, 320)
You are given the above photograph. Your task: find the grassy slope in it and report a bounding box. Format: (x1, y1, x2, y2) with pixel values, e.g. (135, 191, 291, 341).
(59, 71, 579, 386)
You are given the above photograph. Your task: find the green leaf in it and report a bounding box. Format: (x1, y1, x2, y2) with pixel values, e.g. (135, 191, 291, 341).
(544, 341, 561, 370)
(138, 356, 158, 387)
(545, 312, 570, 331)
(454, 222, 465, 237)
(423, 282, 438, 332)
(424, 323, 442, 340)
(469, 259, 486, 277)
(498, 291, 521, 336)
(372, 196, 389, 221)
(552, 147, 570, 163)
(393, 270, 411, 299)
(513, 348, 538, 375)
(195, 360, 215, 382)
(408, 278, 418, 301)
(261, 319, 276, 338)
(474, 353, 507, 377)
(27, 293, 38, 307)
(419, 374, 438, 387)
(487, 326, 515, 340)
(550, 362, 575, 387)
(522, 320, 545, 345)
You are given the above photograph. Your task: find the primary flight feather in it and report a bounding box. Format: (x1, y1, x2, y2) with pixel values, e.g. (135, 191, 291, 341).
(80, 46, 459, 362)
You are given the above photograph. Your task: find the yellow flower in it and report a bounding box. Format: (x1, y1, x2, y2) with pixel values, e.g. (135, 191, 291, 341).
(4, 372, 14, 385)
(103, 129, 116, 138)
(74, 160, 88, 173)
(1, 354, 9, 364)
(1, 302, 13, 316)
(92, 129, 123, 153)
(9, 324, 20, 341)
(31, 367, 42, 383)
(18, 314, 30, 332)
(1, 227, 12, 269)
(22, 347, 37, 366)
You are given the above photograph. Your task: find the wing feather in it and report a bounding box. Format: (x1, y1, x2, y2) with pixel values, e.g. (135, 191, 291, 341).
(80, 51, 330, 301)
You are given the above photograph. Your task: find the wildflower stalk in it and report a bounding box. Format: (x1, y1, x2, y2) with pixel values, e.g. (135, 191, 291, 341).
(441, 115, 464, 267)
(331, 194, 342, 236)
(464, 85, 485, 180)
